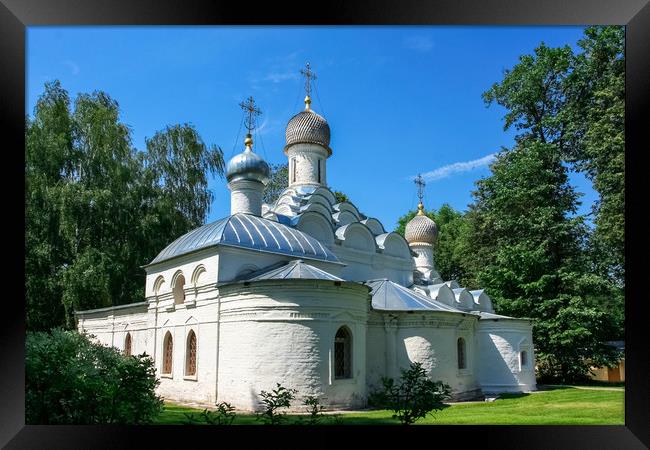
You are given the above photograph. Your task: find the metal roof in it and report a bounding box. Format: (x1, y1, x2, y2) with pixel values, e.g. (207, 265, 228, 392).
(150, 213, 340, 265)
(365, 279, 464, 313)
(245, 259, 343, 281)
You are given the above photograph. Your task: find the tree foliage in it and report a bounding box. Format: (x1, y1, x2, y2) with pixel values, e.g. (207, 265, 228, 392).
(262, 163, 288, 205)
(26, 329, 163, 424)
(470, 26, 624, 381)
(484, 26, 624, 285)
(25, 80, 224, 330)
(369, 362, 451, 425)
(465, 141, 619, 382)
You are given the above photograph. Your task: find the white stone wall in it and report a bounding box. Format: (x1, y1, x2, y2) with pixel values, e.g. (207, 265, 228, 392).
(391, 313, 481, 398)
(332, 245, 413, 286)
(77, 304, 150, 355)
(228, 179, 264, 216)
(145, 250, 218, 298)
(287, 144, 329, 187)
(155, 298, 220, 405)
(476, 319, 537, 393)
(216, 280, 369, 410)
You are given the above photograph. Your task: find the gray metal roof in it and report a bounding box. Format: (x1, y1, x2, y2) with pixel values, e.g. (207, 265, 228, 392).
(150, 213, 340, 265)
(365, 279, 463, 313)
(471, 311, 517, 320)
(245, 259, 343, 281)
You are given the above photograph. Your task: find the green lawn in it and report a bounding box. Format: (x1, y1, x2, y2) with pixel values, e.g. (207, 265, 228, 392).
(153, 386, 624, 425)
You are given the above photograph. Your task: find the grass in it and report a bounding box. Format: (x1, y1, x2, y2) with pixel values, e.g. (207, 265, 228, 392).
(153, 385, 624, 425)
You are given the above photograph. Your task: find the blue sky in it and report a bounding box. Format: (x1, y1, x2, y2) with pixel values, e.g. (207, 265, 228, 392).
(26, 26, 597, 230)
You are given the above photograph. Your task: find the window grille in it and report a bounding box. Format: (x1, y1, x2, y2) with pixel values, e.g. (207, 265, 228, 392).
(124, 333, 132, 356)
(163, 332, 173, 374)
(457, 337, 466, 370)
(186, 331, 197, 376)
(334, 327, 352, 379)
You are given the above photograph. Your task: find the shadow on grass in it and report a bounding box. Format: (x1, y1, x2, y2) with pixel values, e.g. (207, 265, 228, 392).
(496, 392, 531, 400)
(535, 384, 574, 391)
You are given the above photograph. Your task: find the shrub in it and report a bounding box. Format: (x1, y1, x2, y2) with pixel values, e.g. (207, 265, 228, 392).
(369, 362, 451, 425)
(302, 395, 326, 425)
(184, 402, 236, 425)
(256, 383, 297, 425)
(26, 328, 163, 424)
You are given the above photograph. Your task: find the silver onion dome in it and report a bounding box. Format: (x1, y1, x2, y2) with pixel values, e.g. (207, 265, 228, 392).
(405, 205, 438, 245)
(285, 104, 331, 154)
(226, 137, 270, 184)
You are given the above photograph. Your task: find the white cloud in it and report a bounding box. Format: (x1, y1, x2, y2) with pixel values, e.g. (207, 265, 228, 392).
(262, 71, 299, 83)
(62, 60, 80, 75)
(414, 153, 496, 182)
(403, 35, 435, 53)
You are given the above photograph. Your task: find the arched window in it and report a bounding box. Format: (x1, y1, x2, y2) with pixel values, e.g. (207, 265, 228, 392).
(163, 332, 173, 375)
(186, 330, 197, 376)
(173, 274, 186, 305)
(124, 332, 132, 356)
(334, 326, 352, 379)
(457, 337, 466, 370)
(520, 350, 528, 368)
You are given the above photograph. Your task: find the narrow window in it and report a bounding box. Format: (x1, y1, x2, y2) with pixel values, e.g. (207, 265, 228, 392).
(334, 326, 352, 379)
(318, 158, 321, 183)
(163, 332, 173, 374)
(186, 330, 197, 376)
(521, 350, 528, 368)
(124, 332, 132, 357)
(292, 158, 296, 183)
(457, 337, 466, 370)
(173, 274, 185, 304)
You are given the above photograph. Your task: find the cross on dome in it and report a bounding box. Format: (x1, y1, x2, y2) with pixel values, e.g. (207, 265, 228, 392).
(414, 174, 426, 215)
(300, 62, 317, 109)
(239, 96, 262, 148)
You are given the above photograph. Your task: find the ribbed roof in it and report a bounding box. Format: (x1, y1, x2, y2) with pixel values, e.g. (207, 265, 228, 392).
(365, 279, 463, 312)
(285, 109, 331, 153)
(246, 259, 343, 281)
(405, 213, 438, 245)
(149, 213, 339, 265)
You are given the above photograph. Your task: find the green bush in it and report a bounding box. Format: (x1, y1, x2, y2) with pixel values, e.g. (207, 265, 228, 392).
(184, 402, 236, 425)
(26, 328, 163, 424)
(256, 383, 297, 425)
(369, 362, 451, 425)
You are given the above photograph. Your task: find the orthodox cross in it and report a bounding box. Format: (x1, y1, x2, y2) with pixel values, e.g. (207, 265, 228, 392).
(300, 62, 317, 97)
(239, 96, 262, 134)
(414, 173, 425, 203)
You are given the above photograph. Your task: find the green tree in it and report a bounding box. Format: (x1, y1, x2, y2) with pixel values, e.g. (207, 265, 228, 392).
(480, 25, 625, 349)
(466, 141, 619, 382)
(262, 163, 288, 204)
(483, 26, 624, 285)
(26, 329, 163, 424)
(25, 81, 224, 330)
(566, 26, 625, 284)
(333, 190, 350, 204)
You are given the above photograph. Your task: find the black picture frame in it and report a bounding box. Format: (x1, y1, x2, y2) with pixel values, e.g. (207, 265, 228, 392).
(3, 0, 648, 447)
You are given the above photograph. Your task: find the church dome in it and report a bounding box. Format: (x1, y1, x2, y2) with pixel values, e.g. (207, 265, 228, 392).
(405, 204, 438, 245)
(285, 105, 331, 152)
(226, 136, 270, 184)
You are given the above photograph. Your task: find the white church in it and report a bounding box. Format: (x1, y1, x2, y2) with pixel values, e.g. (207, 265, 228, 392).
(76, 66, 537, 410)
